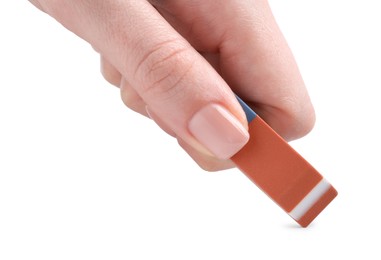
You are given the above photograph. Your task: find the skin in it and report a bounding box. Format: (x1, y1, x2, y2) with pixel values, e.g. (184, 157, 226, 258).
(28, 0, 315, 171)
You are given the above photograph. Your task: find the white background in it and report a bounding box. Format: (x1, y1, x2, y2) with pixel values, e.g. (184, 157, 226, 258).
(1, 1, 380, 259)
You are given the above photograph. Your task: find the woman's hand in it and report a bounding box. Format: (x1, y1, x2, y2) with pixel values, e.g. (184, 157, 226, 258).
(29, 0, 315, 171)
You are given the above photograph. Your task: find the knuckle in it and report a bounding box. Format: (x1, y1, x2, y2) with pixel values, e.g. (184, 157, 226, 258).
(101, 60, 121, 87)
(120, 82, 144, 113)
(134, 39, 194, 99)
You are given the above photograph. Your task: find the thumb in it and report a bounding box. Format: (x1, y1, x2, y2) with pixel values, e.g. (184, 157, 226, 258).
(32, 0, 250, 159)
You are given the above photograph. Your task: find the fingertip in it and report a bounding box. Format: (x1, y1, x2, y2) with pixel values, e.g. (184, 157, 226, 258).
(281, 95, 316, 141)
(177, 137, 236, 172)
(252, 99, 316, 142)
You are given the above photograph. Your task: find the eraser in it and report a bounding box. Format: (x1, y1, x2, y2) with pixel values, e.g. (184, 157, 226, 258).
(232, 97, 337, 227)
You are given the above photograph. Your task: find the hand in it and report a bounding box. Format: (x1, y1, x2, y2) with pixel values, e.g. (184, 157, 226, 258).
(29, 0, 315, 171)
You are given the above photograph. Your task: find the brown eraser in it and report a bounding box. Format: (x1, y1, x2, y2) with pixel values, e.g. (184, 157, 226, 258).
(232, 115, 337, 227)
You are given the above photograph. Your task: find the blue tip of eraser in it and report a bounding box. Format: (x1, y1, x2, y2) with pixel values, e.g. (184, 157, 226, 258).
(235, 95, 257, 123)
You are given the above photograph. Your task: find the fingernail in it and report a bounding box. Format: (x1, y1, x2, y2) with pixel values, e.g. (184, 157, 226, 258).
(188, 104, 250, 159)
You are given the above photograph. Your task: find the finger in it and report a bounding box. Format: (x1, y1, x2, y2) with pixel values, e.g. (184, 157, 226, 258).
(118, 50, 238, 161)
(120, 78, 148, 117)
(38, 0, 249, 160)
(100, 56, 122, 87)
